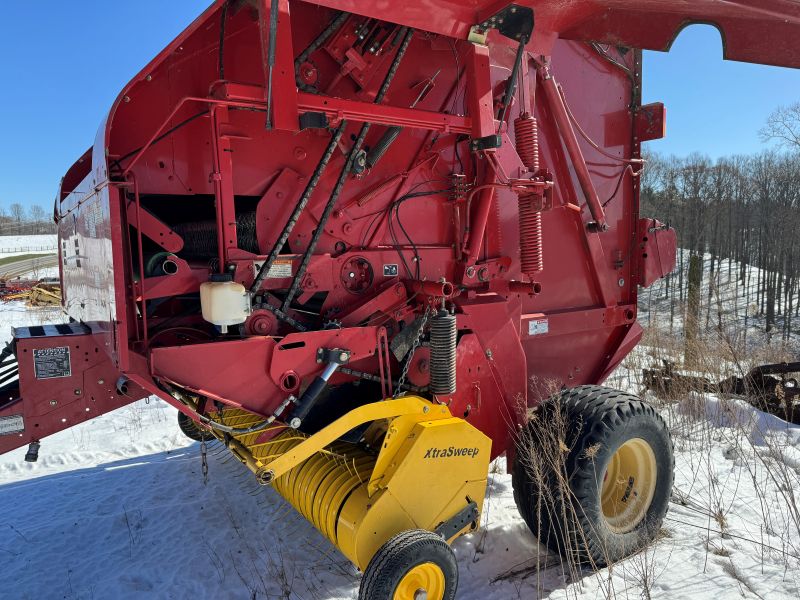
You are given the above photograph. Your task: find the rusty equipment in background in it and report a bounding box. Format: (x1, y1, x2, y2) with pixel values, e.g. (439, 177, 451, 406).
(644, 360, 800, 425)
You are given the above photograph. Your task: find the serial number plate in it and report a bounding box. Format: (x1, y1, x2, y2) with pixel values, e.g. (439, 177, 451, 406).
(0, 414, 24, 436)
(33, 346, 72, 379)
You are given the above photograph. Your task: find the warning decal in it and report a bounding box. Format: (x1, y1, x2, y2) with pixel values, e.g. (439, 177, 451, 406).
(33, 346, 72, 379)
(528, 318, 549, 336)
(254, 259, 293, 279)
(0, 414, 24, 436)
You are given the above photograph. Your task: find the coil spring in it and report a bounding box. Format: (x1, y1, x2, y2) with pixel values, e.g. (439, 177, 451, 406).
(515, 113, 544, 275)
(429, 309, 457, 396)
(519, 193, 544, 276)
(514, 113, 539, 172)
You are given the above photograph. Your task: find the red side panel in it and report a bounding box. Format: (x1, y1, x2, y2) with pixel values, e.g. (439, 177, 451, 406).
(637, 219, 678, 289)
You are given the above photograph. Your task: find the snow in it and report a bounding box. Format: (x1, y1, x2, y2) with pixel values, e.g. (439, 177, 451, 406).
(1, 280, 800, 598)
(0, 234, 57, 258)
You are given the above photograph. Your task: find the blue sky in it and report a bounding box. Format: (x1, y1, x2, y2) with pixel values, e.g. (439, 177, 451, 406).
(0, 4, 798, 209)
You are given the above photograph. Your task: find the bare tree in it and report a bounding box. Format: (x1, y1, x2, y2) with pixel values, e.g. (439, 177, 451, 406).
(9, 202, 24, 224)
(760, 102, 800, 150)
(28, 204, 47, 223)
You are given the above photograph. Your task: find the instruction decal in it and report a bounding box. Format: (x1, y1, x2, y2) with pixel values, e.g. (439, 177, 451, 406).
(0, 414, 24, 436)
(528, 318, 549, 336)
(33, 346, 72, 379)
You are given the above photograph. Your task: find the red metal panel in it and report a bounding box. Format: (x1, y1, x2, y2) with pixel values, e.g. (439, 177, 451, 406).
(0, 328, 142, 456)
(637, 219, 678, 288)
(22, 0, 757, 466)
(635, 103, 667, 143)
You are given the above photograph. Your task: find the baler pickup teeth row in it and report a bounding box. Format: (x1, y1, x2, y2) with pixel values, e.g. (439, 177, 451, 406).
(196, 397, 491, 576)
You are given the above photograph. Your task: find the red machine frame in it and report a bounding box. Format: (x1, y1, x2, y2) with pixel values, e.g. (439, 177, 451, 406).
(2, 0, 798, 461)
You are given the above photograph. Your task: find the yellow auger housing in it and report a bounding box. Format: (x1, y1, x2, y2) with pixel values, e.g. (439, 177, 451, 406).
(209, 396, 492, 571)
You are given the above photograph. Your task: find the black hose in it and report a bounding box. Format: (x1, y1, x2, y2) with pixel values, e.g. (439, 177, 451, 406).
(265, 0, 280, 129)
(219, 1, 229, 80)
(497, 35, 529, 130)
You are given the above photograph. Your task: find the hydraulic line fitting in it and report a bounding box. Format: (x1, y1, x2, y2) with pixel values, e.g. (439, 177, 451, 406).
(289, 348, 352, 428)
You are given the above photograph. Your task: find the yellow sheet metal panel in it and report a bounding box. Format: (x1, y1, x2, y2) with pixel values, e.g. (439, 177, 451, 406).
(367, 405, 452, 496)
(337, 417, 492, 569)
(263, 397, 449, 480)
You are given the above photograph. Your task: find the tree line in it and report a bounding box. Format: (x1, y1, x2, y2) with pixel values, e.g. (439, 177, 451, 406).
(640, 102, 800, 347)
(0, 203, 56, 235)
(641, 150, 800, 342)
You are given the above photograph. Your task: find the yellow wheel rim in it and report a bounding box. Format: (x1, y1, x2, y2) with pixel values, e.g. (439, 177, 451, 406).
(393, 562, 446, 600)
(600, 438, 657, 533)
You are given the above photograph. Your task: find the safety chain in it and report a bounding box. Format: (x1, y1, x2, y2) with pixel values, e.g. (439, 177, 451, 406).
(396, 305, 432, 394)
(200, 439, 209, 485)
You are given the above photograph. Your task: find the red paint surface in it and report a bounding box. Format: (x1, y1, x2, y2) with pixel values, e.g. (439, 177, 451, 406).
(3, 0, 797, 459)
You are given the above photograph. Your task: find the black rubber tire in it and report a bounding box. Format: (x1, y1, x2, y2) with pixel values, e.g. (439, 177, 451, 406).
(512, 385, 673, 567)
(177, 411, 213, 442)
(359, 529, 458, 600)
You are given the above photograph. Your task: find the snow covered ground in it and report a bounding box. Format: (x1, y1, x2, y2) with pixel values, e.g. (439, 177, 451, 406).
(0, 234, 57, 257)
(1, 287, 799, 598)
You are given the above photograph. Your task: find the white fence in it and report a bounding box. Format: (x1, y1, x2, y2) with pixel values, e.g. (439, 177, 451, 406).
(0, 246, 57, 254)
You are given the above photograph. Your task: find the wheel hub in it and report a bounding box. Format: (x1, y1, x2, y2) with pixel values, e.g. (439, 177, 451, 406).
(394, 562, 445, 600)
(600, 437, 657, 533)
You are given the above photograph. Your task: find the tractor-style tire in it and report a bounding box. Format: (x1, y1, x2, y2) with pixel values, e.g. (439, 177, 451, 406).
(512, 385, 673, 567)
(359, 529, 458, 600)
(177, 411, 213, 442)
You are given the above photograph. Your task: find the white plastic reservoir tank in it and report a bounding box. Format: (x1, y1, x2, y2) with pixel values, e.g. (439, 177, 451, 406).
(200, 273, 250, 333)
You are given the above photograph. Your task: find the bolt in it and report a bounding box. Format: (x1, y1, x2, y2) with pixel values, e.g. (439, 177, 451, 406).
(618, 278, 625, 287)
(74, 389, 82, 396)
(97, 379, 104, 385)
(146, 74, 152, 82)
(485, 349, 493, 360)
(290, 417, 301, 429)
(423, 406, 429, 413)
(339, 352, 349, 362)
(49, 400, 57, 406)
(466, 266, 476, 278)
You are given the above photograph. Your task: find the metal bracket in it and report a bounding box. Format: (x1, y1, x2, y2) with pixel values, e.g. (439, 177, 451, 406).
(316, 347, 351, 365)
(299, 111, 329, 130)
(470, 134, 502, 152)
(469, 4, 534, 43)
(434, 500, 480, 540)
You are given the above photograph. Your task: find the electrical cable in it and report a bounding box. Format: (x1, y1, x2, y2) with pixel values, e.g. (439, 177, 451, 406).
(602, 164, 639, 208)
(589, 42, 634, 81)
(112, 111, 209, 170)
(557, 83, 644, 166)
